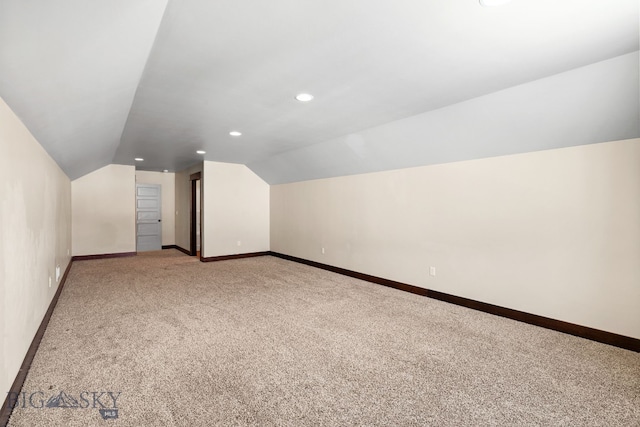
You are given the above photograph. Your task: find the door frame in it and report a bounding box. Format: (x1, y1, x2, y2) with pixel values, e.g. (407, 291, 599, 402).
(189, 172, 202, 258)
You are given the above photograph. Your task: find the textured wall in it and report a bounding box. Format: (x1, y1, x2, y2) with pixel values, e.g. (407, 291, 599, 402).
(203, 162, 270, 257)
(271, 139, 640, 339)
(0, 96, 72, 398)
(71, 164, 135, 256)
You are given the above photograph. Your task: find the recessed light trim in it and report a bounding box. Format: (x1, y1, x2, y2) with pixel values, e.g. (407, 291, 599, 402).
(295, 93, 314, 102)
(163, 169, 169, 173)
(229, 131, 242, 137)
(479, 0, 511, 6)
(196, 150, 206, 154)
(134, 158, 144, 162)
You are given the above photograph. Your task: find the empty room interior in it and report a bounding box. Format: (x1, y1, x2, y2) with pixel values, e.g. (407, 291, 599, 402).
(1, 0, 639, 425)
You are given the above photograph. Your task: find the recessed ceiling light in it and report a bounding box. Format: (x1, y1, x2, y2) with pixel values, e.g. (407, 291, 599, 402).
(163, 169, 169, 173)
(134, 158, 144, 162)
(295, 93, 314, 102)
(479, 0, 511, 6)
(229, 131, 242, 137)
(196, 150, 206, 154)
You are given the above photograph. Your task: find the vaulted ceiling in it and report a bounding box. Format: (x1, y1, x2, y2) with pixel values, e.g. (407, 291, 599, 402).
(1, 0, 638, 182)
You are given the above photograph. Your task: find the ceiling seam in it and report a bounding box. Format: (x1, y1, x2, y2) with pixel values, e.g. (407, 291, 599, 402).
(111, 0, 174, 166)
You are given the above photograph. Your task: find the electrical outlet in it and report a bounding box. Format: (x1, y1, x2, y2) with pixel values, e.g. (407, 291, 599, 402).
(56, 265, 61, 282)
(48, 276, 52, 288)
(429, 266, 436, 277)
(321, 247, 325, 254)
(67, 249, 70, 256)
(237, 240, 242, 247)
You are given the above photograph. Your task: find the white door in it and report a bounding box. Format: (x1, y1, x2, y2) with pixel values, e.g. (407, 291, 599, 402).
(136, 184, 162, 251)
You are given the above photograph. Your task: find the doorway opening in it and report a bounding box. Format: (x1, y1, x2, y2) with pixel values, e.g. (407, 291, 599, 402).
(190, 172, 202, 259)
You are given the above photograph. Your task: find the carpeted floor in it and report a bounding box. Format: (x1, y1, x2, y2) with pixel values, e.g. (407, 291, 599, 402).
(7, 250, 640, 426)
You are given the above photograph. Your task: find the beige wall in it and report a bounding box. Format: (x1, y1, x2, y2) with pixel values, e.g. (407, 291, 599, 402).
(174, 163, 203, 252)
(271, 138, 640, 339)
(0, 97, 72, 398)
(203, 161, 270, 257)
(72, 164, 136, 256)
(135, 170, 176, 246)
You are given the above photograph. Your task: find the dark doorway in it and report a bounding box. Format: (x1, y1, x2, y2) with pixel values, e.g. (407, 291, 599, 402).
(190, 172, 202, 258)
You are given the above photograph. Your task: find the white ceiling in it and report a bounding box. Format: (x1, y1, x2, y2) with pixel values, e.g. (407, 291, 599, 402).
(1, 0, 638, 181)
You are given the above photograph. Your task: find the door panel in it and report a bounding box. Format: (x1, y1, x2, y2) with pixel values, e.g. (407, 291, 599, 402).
(137, 199, 159, 209)
(137, 223, 160, 235)
(137, 211, 159, 221)
(137, 186, 159, 197)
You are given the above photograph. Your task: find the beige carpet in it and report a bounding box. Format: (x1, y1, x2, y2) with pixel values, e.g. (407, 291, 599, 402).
(7, 250, 640, 426)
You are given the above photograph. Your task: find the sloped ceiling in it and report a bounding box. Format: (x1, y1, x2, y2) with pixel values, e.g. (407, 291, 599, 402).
(0, 0, 169, 179)
(0, 0, 638, 182)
